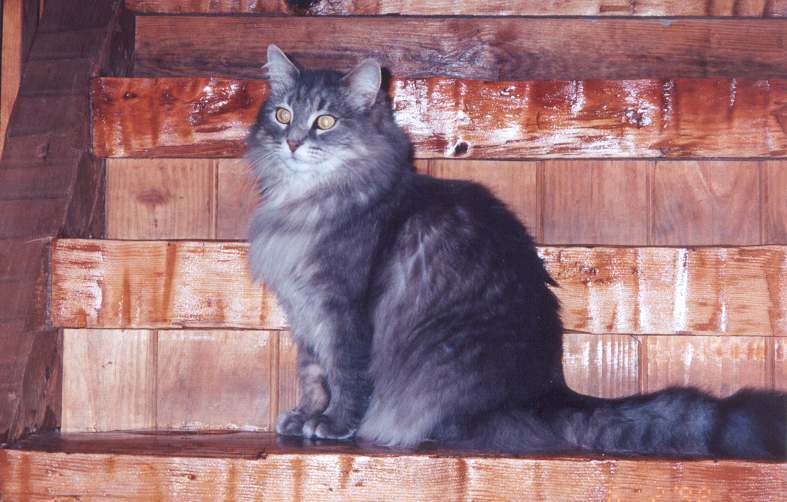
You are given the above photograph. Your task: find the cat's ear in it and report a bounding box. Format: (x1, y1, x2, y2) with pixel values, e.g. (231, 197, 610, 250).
(264, 44, 299, 94)
(343, 59, 382, 109)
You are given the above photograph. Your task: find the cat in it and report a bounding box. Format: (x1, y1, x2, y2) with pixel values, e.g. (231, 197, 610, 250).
(247, 44, 787, 459)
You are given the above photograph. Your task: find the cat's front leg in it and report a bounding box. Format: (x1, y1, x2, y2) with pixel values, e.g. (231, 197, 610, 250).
(276, 346, 330, 436)
(301, 318, 371, 440)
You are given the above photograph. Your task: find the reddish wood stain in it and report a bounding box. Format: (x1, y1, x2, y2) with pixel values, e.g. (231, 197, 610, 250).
(51, 240, 787, 336)
(91, 77, 787, 159)
(2, 432, 786, 501)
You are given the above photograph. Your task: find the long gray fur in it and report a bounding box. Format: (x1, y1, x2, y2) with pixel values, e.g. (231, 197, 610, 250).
(247, 45, 786, 459)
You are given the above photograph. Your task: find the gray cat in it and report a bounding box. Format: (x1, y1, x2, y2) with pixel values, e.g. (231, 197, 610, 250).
(247, 45, 786, 458)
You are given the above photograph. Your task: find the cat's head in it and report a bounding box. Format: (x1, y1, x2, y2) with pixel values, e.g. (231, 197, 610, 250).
(247, 45, 409, 200)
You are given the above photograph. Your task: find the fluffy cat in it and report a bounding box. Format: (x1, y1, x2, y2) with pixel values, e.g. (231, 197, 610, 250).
(247, 45, 787, 459)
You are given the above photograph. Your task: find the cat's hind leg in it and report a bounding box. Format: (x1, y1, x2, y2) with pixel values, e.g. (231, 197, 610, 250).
(276, 346, 330, 436)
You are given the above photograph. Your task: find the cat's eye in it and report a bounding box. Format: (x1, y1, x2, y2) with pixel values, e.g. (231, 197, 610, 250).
(275, 107, 291, 124)
(316, 114, 336, 130)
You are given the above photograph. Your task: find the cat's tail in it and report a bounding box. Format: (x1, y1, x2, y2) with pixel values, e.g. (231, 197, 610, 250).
(460, 387, 787, 459)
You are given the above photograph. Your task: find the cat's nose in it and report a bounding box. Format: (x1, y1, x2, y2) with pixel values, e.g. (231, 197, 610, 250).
(287, 140, 300, 152)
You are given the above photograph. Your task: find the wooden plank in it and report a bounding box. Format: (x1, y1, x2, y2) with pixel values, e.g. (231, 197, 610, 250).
(91, 77, 787, 159)
(51, 239, 288, 330)
(7, 95, 87, 137)
(61, 329, 157, 432)
(52, 240, 787, 336)
(156, 330, 275, 431)
(543, 160, 650, 245)
(106, 159, 216, 239)
(0, 166, 73, 200)
(0, 238, 49, 328)
(0, 0, 39, 154)
(62, 153, 105, 239)
(7, 330, 62, 443)
(125, 0, 787, 16)
(19, 58, 92, 96)
(763, 161, 787, 244)
(652, 161, 761, 246)
(0, 198, 69, 238)
(562, 333, 640, 399)
(135, 17, 787, 80)
(643, 336, 771, 397)
(3, 432, 786, 500)
(0, 329, 61, 446)
(428, 160, 541, 240)
(544, 246, 787, 337)
(216, 159, 260, 240)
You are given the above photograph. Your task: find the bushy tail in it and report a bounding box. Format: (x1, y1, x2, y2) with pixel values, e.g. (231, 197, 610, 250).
(559, 387, 786, 459)
(459, 387, 786, 459)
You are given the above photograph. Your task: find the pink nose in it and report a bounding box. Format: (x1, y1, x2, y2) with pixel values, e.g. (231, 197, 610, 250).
(287, 140, 300, 152)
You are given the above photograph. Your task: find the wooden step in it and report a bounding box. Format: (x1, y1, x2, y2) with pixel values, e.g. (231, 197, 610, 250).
(59, 328, 779, 433)
(91, 77, 787, 159)
(103, 158, 787, 246)
(133, 17, 787, 80)
(124, 0, 787, 16)
(2, 432, 785, 501)
(51, 239, 787, 336)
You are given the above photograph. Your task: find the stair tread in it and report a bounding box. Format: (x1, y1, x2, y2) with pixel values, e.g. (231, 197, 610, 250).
(4, 430, 780, 463)
(3, 432, 784, 501)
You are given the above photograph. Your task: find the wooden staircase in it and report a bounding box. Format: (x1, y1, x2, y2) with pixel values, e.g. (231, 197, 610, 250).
(1, 1, 786, 500)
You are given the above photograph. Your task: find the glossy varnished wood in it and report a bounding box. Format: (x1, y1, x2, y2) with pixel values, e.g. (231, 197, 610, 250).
(134, 17, 787, 80)
(51, 240, 787, 336)
(51, 239, 287, 330)
(2, 432, 785, 501)
(125, 0, 787, 16)
(92, 77, 787, 159)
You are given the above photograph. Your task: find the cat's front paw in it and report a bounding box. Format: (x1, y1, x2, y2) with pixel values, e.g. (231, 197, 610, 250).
(276, 409, 308, 436)
(302, 414, 356, 440)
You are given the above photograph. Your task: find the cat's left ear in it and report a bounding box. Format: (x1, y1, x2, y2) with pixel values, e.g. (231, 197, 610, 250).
(343, 59, 382, 109)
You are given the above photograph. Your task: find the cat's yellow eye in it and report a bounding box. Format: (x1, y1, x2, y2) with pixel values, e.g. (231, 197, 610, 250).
(316, 114, 336, 130)
(275, 107, 291, 124)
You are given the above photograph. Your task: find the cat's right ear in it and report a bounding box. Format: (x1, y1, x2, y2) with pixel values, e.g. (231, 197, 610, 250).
(264, 44, 299, 94)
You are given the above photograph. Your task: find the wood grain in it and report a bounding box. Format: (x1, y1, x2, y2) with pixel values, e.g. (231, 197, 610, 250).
(61, 329, 157, 432)
(428, 160, 540, 240)
(277, 331, 299, 422)
(543, 160, 650, 245)
(562, 333, 640, 398)
(134, 17, 787, 80)
(51, 239, 287, 330)
(775, 338, 787, 392)
(125, 0, 787, 16)
(3, 432, 786, 501)
(216, 158, 259, 240)
(543, 246, 787, 337)
(652, 161, 761, 245)
(92, 77, 787, 159)
(643, 336, 771, 397)
(157, 330, 275, 431)
(762, 161, 787, 244)
(0, 0, 39, 153)
(106, 159, 216, 239)
(52, 240, 787, 336)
